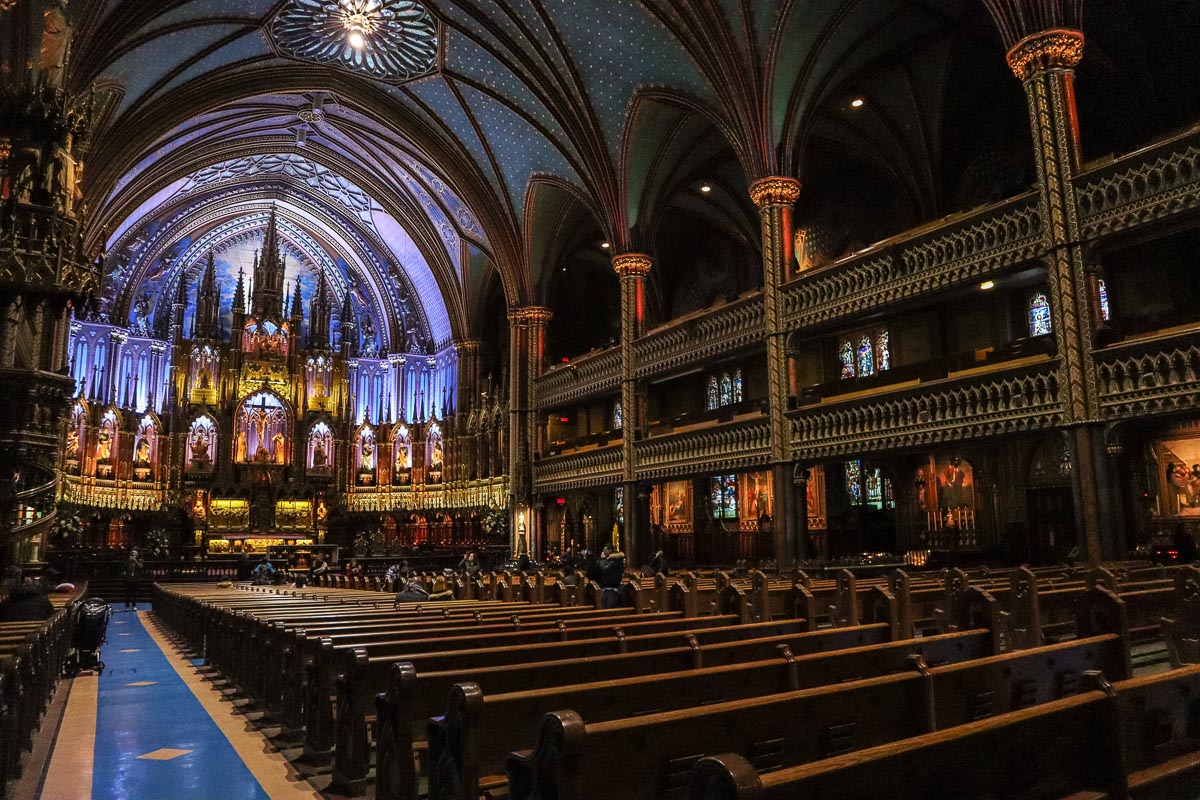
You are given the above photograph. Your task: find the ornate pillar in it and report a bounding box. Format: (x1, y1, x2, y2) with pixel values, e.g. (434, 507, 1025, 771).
(1002, 25, 1107, 563)
(613, 253, 652, 564)
(453, 339, 481, 483)
(508, 307, 551, 554)
(793, 465, 810, 561)
(750, 177, 802, 565)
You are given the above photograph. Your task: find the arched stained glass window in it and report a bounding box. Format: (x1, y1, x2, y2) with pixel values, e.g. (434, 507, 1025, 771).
(706, 375, 719, 410)
(719, 373, 733, 407)
(1029, 293, 1053, 337)
(875, 330, 891, 372)
(1097, 279, 1111, 322)
(732, 370, 744, 404)
(839, 339, 855, 379)
(856, 335, 874, 377)
(845, 460, 863, 504)
(612, 400, 623, 431)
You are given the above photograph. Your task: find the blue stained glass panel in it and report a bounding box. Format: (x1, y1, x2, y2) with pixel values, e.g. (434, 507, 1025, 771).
(707, 376, 719, 410)
(1098, 279, 1111, 322)
(1029, 294, 1052, 337)
(845, 460, 863, 503)
(732, 370, 744, 403)
(719, 374, 733, 407)
(613, 401, 623, 430)
(857, 335, 874, 377)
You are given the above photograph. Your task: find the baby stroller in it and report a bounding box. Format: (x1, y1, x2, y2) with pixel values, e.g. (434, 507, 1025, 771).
(69, 597, 112, 675)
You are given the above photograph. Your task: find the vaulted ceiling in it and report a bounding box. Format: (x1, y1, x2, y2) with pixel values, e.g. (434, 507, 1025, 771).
(46, 0, 1197, 347)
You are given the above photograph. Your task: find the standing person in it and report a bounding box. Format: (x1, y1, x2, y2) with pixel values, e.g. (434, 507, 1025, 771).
(560, 546, 576, 573)
(384, 559, 411, 591)
(597, 545, 625, 609)
(647, 550, 669, 576)
(122, 549, 144, 611)
(457, 551, 482, 578)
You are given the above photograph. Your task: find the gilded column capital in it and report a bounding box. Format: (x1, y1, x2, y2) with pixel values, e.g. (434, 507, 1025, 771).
(507, 306, 553, 326)
(453, 338, 483, 354)
(611, 252, 653, 278)
(748, 176, 801, 209)
(1006, 28, 1084, 80)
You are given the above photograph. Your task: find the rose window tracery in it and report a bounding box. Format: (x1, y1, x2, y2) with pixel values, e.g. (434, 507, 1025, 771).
(268, 0, 440, 84)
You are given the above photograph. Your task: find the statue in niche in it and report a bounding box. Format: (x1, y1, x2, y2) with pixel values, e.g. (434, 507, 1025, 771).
(65, 428, 79, 457)
(396, 445, 410, 470)
(134, 437, 151, 465)
(235, 430, 248, 463)
(95, 429, 112, 461)
(272, 431, 286, 464)
(312, 378, 326, 400)
(360, 439, 375, 471)
(312, 439, 328, 468)
(431, 440, 444, 470)
(190, 429, 210, 463)
(198, 368, 212, 391)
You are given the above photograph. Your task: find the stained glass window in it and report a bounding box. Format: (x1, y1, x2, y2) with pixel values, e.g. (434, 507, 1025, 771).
(845, 460, 863, 504)
(615, 486, 624, 524)
(1029, 293, 1052, 337)
(732, 370, 744, 403)
(1098, 279, 1111, 322)
(711, 474, 738, 519)
(857, 335, 874, 377)
(839, 339, 855, 379)
(707, 375, 719, 411)
(719, 373, 733, 407)
(875, 329, 891, 372)
(613, 400, 623, 431)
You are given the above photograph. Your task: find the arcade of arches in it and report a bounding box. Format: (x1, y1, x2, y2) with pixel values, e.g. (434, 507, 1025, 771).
(2, 0, 1200, 574)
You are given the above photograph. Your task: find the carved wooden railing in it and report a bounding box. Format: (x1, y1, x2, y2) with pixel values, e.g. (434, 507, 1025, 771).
(1094, 327, 1200, 419)
(0, 203, 100, 295)
(1076, 124, 1200, 239)
(789, 359, 1064, 461)
(780, 191, 1043, 331)
(532, 443, 622, 494)
(534, 346, 621, 409)
(345, 476, 509, 512)
(635, 418, 770, 482)
(634, 292, 764, 379)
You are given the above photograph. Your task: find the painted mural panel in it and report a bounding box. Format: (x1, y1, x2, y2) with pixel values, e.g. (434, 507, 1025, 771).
(1160, 437, 1200, 517)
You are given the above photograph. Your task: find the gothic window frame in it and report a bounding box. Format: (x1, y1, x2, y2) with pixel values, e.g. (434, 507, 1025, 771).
(711, 473, 738, 520)
(307, 420, 335, 473)
(234, 390, 291, 465)
(838, 327, 890, 381)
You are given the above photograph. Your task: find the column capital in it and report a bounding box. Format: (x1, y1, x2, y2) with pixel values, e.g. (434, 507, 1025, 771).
(507, 306, 553, 326)
(1006, 28, 1084, 80)
(611, 252, 653, 278)
(748, 176, 801, 208)
(453, 338, 483, 354)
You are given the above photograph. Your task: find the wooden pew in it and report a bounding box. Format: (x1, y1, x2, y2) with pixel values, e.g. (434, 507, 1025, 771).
(426, 629, 994, 800)
(504, 634, 1127, 800)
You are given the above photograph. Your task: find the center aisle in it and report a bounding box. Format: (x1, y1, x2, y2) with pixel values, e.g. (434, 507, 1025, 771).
(91, 607, 272, 800)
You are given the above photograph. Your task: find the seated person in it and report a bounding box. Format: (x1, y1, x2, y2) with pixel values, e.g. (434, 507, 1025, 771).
(394, 579, 431, 605)
(251, 557, 275, 585)
(345, 559, 364, 579)
(0, 579, 55, 621)
(309, 555, 330, 580)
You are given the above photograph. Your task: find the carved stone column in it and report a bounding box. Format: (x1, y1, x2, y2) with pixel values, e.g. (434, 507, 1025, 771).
(613, 253, 652, 563)
(508, 307, 551, 552)
(750, 177, 802, 565)
(454, 338, 481, 483)
(1004, 27, 1107, 563)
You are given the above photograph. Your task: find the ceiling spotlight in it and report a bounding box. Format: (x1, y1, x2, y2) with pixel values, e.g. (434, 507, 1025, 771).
(979, 280, 995, 291)
(348, 29, 366, 49)
(700, 184, 712, 193)
(600, 242, 610, 249)
(850, 97, 865, 109)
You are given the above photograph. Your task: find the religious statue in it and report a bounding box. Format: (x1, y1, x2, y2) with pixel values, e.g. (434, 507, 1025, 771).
(253, 412, 268, 460)
(65, 428, 79, 457)
(235, 430, 248, 463)
(431, 440, 444, 469)
(272, 431, 286, 464)
(360, 439, 375, 471)
(190, 429, 210, 462)
(316, 499, 328, 524)
(96, 429, 112, 461)
(198, 368, 212, 390)
(312, 378, 326, 399)
(312, 439, 328, 468)
(395, 444, 410, 470)
(134, 437, 151, 465)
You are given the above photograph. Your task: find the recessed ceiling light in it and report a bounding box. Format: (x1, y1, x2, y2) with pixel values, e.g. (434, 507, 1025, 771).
(700, 184, 712, 193)
(979, 280, 995, 291)
(600, 242, 610, 249)
(850, 97, 865, 109)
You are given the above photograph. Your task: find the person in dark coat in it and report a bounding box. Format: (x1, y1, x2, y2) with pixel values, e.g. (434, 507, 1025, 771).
(646, 550, 669, 577)
(596, 545, 626, 608)
(394, 579, 431, 605)
(0, 580, 54, 621)
(122, 549, 144, 610)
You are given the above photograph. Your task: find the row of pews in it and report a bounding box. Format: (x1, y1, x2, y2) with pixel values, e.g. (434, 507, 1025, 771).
(152, 562, 1200, 800)
(0, 584, 87, 799)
